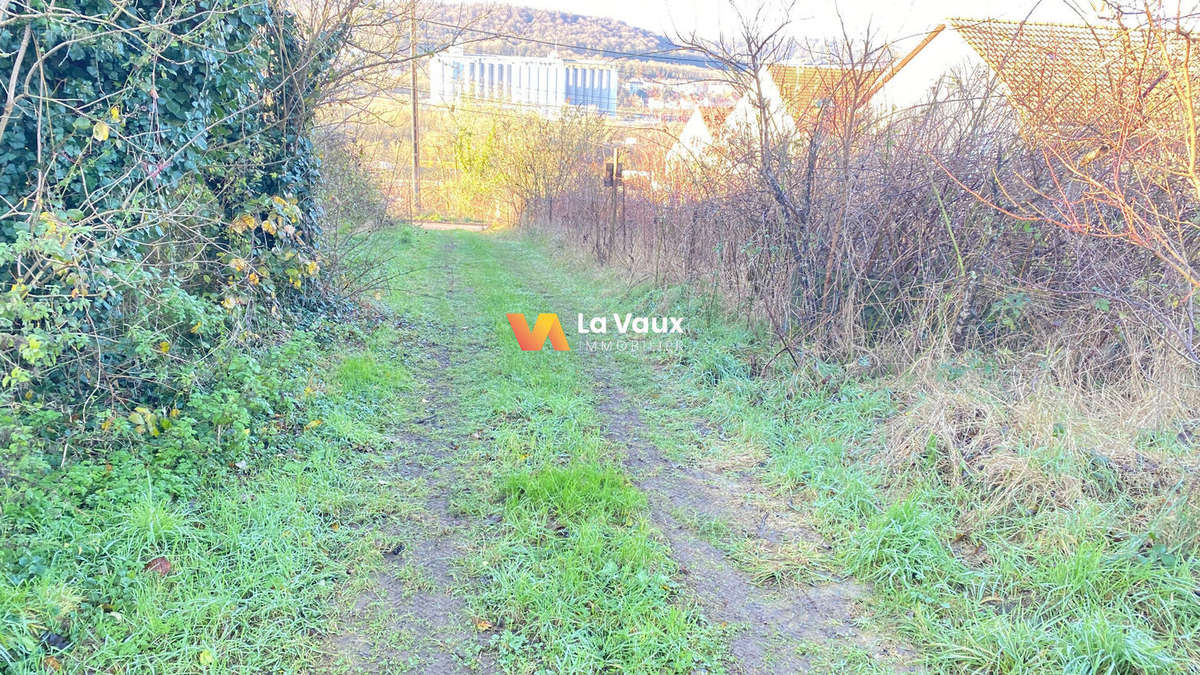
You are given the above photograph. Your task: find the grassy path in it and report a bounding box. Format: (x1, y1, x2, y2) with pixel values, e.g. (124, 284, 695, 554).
(319, 229, 912, 672)
(321, 239, 493, 672)
(342, 227, 1200, 674)
(8, 227, 1193, 672)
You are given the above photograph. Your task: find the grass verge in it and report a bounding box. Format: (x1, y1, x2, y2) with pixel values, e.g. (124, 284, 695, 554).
(1, 243, 423, 673)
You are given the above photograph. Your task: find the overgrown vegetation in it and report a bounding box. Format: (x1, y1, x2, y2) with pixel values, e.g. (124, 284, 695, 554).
(0, 324, 415, 670)
(1, 0, 328, 476)
(0, 0, 417, 668)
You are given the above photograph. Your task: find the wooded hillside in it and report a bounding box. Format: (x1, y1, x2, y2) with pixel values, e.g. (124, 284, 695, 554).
(428, 3, 674, 58)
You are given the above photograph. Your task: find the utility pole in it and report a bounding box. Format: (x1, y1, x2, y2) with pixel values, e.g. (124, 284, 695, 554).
(410, 11, 421, 219)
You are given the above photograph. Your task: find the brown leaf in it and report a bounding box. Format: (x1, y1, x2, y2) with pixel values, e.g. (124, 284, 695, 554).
(43, 656, 62, 671)
(473, 618, 494, 631)
(144, 556, 171, 576)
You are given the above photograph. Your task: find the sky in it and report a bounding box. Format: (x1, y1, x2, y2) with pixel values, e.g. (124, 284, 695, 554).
(455, 0, 1107, 105)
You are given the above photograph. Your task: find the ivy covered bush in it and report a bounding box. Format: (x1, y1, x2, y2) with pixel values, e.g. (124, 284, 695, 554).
(1, 0, 331, 453)
(0, 0, 346, 663)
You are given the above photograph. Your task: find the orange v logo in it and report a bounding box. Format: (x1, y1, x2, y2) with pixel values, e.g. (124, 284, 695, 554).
(506, 313, 571, 351)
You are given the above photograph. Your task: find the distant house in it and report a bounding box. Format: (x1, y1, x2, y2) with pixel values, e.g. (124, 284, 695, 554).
(724, 64, 884, 142)
(665, 27, 944, 170)
(666, 104, 733, 168)
(662, 64, 879, 172)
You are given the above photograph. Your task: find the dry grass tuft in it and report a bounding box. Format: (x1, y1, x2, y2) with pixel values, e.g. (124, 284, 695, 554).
(971, 452, 1083, 528)
(698, 437, 771, 474)
(883, 384, 1004, 487)
(882, 357, 1200, 533)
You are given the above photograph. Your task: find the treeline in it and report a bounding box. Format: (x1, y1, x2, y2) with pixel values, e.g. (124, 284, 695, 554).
(427, 3, 671, 56)
(423, 2, 716, 78)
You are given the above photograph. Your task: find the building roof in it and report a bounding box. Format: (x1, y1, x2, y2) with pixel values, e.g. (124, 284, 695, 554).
(766, 64, 883, 127)
(950, 17, 1199, 137)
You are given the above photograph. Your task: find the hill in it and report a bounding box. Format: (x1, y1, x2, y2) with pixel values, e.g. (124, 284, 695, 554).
(424, 3, 710, 76)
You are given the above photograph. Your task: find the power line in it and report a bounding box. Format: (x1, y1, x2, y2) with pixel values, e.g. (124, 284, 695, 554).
(420, 17, 719, 67)
(374, 84, 691, 121)
(335, 86, 682, 132)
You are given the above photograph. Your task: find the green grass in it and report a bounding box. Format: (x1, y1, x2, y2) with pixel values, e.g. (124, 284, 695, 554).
(416, 233, 725, 672)
(1, 236, 427, 671)
(8, 226, 1196, 672)
(484, 463, 712, 670)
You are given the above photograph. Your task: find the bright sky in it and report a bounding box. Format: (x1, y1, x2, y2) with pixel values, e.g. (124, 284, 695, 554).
(464, 0, 1105, 104)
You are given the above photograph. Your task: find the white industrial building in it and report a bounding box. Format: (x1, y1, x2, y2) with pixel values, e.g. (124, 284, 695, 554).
(428, 48, 619, 116)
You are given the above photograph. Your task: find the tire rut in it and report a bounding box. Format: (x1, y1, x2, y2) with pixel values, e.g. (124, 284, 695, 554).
(319, 240, 495, 674)
(491, 236, 915, 672)
(593, 370, 917, 673)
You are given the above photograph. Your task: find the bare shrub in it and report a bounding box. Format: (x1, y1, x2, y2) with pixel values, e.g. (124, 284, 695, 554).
(532, 13, 1199, 389)
(951, 7, 1200, 364)
(312, 130, 406, 301)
